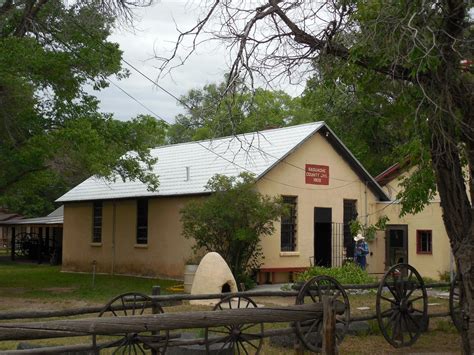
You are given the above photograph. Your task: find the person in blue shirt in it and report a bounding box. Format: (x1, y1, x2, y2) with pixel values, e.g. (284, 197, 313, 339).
(354, 234, 369, 270)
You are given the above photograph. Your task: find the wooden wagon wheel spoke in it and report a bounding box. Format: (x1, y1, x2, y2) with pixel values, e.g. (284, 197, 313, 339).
(402, 314, 415, 341)
(384, 283, 399, 302)
(304, 319, 321, 338)
(380, 308, 394, 318)
(383, 309, 398, 330)
(241, 337, 259, 350)
(408, 295, 424, 303)
(205, 295, 263, 354)
(211, 329, 235, 335)
(219, 336, 232, 350)
(295, 275, 350, 352)
(376, 263, 428, 348)
(94, 292, 168, 355)
(405, 286, 417, 300)
(207, 335, 228, 345)
(379, 295, 397, 305)
(308, 292, 317, 303)
(405, 312, 421, 330)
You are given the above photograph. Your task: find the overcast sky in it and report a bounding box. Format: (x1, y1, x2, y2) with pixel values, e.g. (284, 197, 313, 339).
(93, 0, 304, 123)
(91, 1, 223, 122)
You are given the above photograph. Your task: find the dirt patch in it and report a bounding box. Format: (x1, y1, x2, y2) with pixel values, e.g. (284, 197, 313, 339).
(0, 296, 99, 312)
(0, 287, 27, 295)
(41, 287, 78, 293)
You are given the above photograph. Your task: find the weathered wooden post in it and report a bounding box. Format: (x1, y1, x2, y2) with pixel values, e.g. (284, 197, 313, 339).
(293, 336, 305, 355)
(10, 228, 15, 261)
(151, 285, 161, 355)
(322, 295, 337, 355)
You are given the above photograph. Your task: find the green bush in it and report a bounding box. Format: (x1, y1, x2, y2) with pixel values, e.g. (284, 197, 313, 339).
(438, 271, 451, 282)
(296, 262, 377, 285)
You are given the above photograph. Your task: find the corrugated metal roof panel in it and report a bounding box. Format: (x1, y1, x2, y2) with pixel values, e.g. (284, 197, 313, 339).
(56, 123, 324, 202)
(2, 216, 63, 225)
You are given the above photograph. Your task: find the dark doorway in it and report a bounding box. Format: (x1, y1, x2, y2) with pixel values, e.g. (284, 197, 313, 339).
(343, 200, 358, 258)
(314, 207, 332, 267)
(385, 225, 408, 268)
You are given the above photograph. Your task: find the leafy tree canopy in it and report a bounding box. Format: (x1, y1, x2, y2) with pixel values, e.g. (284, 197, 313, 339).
(0, 0, 165, 216)
(180, 173, 285, 286)
(167, 79, 311, 144)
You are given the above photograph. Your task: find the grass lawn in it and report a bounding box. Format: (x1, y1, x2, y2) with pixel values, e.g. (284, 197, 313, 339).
(0, 261, 179, 304)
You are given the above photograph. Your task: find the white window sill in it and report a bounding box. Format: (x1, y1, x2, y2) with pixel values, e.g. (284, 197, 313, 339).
(134, 244, 148, 249)
(280, 251, 300, 257)
(90, 242, 102, 247)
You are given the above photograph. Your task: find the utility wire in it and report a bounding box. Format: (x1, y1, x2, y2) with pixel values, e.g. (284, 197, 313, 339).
(69, 17, 365, 185)
(48, 17, 379, 193)
(36, 20, 169, 125)
(107, 80, 169, 123)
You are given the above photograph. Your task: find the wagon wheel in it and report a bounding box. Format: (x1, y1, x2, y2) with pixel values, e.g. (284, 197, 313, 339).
(205, 295, 264, 354)
(449, 274, 464, 332)
(13, 233, 28, 257)
(93, 292, 169, 354)
(294, 275, 350, 352)
(376, 263, 428, 348)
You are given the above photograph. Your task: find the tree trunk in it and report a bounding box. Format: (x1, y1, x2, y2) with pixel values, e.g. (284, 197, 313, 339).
(430, 122, 473, 354)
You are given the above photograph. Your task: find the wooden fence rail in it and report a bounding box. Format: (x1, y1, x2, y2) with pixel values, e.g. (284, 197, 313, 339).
(0, 282, 450, 321)
(0, 302, 345, 341)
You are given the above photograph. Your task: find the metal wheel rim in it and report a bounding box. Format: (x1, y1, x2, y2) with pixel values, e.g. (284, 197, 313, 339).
(205, 295, 264, 354)
(376, 263, 428, 348)
(93, 292, 169, 354)
(294, 275, 350, 352)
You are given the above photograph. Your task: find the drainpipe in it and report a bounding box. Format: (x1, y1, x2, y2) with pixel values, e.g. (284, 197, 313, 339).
(364, 181, 368, 226)
(111, 200, 116, 275)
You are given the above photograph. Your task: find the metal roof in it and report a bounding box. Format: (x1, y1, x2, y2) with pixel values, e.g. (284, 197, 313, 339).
(0, 206, 64, 226)
(56, 122, 389, 202)
(0, 212, 21, 221)
(1, 216, 63, 225)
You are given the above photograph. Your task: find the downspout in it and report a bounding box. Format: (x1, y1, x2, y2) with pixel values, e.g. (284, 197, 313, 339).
(364, 181, 368, 226)
(111, 200, 116, 275)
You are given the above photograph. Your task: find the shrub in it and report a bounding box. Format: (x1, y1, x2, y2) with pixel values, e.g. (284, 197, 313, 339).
(181, 173, 285, 285)
(296, 262, 377, 285)
(438, 271, 451, 282)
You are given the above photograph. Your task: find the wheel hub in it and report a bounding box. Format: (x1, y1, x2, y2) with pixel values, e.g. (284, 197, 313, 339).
(399, 298, 408, 312)
(231, 327, 241, 337)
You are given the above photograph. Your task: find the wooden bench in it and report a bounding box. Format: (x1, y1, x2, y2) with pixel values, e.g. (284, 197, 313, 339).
(258, 267, 308, 284)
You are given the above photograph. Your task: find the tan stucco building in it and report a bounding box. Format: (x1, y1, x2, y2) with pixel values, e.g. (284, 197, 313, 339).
(57, 122, 452, 281)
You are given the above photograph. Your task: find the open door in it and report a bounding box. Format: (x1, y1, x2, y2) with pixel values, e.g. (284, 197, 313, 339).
(385, 225, 408, 268)
(314, 207, 332, 267)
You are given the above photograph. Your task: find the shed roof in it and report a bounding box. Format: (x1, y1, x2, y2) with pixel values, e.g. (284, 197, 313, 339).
(1, 206, 63, 226)
(0, 212, 21, 222)
(56, 122, 389, 202)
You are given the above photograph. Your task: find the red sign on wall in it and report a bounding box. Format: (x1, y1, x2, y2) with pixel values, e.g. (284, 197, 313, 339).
(305, 164, 329, 185)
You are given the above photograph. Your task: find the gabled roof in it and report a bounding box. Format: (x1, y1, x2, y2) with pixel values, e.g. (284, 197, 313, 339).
(0, 208, 22, 221)
(375, 162, 402, 186)
(375, 159, 411, 187)
(56, 122, 389, 202)
(0, 212, 21, 222)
